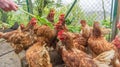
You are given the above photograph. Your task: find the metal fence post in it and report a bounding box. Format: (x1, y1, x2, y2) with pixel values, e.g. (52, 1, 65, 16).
(65, 0, 77, 19)
(26, 0, 33, 19)
(111, 0, 119, 41)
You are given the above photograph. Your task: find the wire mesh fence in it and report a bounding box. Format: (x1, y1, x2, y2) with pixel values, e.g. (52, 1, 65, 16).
(80, 0, 112, 40)
(66, 0, 112, 25)
(65, 0, 113, 40)
(15, 0, 113, 26)
(79, 0, 112, 21)
(11, 0, 114, 39)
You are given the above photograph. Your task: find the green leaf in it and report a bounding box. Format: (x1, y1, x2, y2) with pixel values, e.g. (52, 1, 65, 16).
(37, 17, 54, 29)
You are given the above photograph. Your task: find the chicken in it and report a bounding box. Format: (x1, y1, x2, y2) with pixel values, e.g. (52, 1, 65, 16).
(22, 18, 37, 32)
(33, 25, 56, 47)
(80, 20, 92, 38)
(0, 29, 34, 54)
(55, 14, 68, 32)
(72, 33, 87, 52)
(112, 29, 120, 67)
(112, 22, 120, 63)
(88, 21, 120, 67)
(57, 30, 116, 67)
(24, 21, 65, 67)
(57, 30, 98, 67)
(47, 9, 55, 23)
(0, 18, 37, 54)
(88, 21, 116, 57)
(26, 38, 52, 67)
(80, 20, 111, 54)
(55, 15, 87, 52)
(80, 20, 111, 38)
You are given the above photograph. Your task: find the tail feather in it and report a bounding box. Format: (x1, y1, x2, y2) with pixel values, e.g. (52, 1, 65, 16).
(93, 50, 115, 67)
(1, 31, 18, 40)
(101, 28, 111, 36)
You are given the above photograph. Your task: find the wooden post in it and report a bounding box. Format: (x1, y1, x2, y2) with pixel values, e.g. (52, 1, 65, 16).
(111, 0, 119, 41)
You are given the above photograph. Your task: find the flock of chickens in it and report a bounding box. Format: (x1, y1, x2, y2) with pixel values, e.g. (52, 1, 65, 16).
(0, 9, 120, 67)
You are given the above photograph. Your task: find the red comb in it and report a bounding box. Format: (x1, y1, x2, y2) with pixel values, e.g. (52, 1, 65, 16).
(57, 30, 65, 40)
(31, 17, 36, 20)
(29, 18, 37, 26)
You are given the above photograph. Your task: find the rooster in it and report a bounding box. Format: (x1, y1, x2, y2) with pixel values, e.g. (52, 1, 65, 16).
(57, 30, 98, 67)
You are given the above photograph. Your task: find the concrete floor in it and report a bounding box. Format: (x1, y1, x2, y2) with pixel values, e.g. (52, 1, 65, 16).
(0, 40, 21, 67)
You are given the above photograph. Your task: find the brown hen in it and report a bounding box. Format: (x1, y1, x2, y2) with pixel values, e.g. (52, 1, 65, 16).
(26, 38, 52, 67)
(55, 15, 87, 51)
(0, 27, 34, 54)
(0, 18, 37, 54)
(33, 25, 56, 47)
(88, 22, 120, 67)
(88, 22, 115, 56)
(80, 20, 92, 39)
(80, 20, 111, 38)
(57, 30, 98, 67)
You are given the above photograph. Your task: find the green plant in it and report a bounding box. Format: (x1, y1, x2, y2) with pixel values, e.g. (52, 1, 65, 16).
(67, 25, 81, 33)
(84, 13, 97, 26)
(101, 17, 111, 28)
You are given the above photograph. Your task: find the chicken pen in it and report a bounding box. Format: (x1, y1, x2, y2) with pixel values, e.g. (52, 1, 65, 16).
(0, 0, 120, 67)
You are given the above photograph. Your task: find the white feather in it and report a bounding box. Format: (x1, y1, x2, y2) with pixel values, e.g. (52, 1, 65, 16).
(93, 49, 115, 67)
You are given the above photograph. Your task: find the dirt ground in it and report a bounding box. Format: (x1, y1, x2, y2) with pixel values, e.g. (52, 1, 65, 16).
(0, 40, 21, 67)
